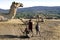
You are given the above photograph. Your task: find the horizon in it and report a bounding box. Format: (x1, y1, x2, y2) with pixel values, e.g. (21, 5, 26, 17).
(0, 6, 60, 10)
(0, 0, 60, 9)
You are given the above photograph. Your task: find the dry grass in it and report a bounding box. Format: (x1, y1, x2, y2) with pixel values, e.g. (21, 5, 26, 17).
(0, 19, 60, 40)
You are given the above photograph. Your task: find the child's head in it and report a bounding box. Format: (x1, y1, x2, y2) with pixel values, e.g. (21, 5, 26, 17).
(29, 19, 31, 22)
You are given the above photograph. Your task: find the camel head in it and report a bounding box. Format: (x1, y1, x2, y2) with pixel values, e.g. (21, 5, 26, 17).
(12, 1, 23, 8)
(8, 2, 23, 19)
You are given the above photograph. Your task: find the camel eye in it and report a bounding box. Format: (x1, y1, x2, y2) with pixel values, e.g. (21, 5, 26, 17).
(16, 3, 19, 5)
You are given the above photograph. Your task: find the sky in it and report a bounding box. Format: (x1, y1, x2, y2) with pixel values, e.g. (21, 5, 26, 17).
(0, 0, 60, 9)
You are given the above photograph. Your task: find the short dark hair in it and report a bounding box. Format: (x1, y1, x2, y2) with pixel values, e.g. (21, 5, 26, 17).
(29, 19, 31, 21)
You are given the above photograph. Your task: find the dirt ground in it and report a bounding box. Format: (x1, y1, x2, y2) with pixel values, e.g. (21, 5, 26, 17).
(0, 19, 60, 40)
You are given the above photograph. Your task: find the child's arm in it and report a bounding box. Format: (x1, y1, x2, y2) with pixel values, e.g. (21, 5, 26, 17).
(20, 18, 26, 24)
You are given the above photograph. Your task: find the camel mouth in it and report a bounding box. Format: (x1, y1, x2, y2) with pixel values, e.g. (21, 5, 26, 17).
(19, 3, 23, 7)
(19, 5, 23, 7)
(20, 6, 23, 7)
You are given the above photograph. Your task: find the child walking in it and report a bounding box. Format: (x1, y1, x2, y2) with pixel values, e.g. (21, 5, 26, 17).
(35, 22, 41, 36)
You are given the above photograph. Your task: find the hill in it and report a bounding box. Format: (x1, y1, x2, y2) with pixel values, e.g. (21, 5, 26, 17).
(0, 6, 60, 18)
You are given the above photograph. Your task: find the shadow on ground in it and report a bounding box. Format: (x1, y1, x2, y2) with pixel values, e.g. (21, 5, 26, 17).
(0, 35, 30, 39)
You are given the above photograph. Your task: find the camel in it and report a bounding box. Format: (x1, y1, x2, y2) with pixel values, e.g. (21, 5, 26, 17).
(0, 1, 23, 21)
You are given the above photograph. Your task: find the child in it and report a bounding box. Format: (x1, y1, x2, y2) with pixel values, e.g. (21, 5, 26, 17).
(35, 22, 40, 36)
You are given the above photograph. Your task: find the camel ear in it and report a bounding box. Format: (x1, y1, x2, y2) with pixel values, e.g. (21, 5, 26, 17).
(12, 1, 15, 4)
